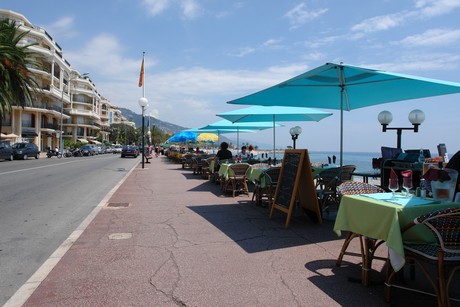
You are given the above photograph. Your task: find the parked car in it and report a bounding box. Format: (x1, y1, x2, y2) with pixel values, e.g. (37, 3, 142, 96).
(80, 145, 95, 156)
(12, 142, 40, 160)
(104, 146, 113, 154)
(0, 141, 13, 161)
(113, 145, 123, 154)
(121, 145, 139, 158)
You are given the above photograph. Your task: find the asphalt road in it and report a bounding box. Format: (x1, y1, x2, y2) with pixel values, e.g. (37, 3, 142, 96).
(0, 154, 139, 305)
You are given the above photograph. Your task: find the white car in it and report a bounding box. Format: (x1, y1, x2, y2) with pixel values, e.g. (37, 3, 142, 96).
(113, 145, 123, 154)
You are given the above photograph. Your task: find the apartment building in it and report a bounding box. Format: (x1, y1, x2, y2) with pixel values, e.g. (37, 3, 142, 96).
(0, 9, 134, 150)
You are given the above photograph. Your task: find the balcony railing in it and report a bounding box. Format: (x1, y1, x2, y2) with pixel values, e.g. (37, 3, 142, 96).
(41, 123, 58, 130)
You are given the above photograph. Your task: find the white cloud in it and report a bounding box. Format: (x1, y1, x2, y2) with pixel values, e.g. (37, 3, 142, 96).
(228, 47, 256, 57)
(180, 0, 202, 19)
(398, 28, 460, 47)
(228, 38, 285, 58)
(142, 0, 202, 19)
(305, 35, 341, 48)
(365, 52, 460, 73)
(351, 0, 460, 36)
(351, 12, 408, 33)
(262, 38, 283, 49)
(142, 0, 172, 16)
(415, 0, 460, 18)
(65, 34, 148, 78)
(44, 16, 78, 39)
(284, 3, 328, 29)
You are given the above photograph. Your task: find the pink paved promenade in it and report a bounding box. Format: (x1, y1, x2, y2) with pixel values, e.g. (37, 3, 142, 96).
(8, 156, 443, 306)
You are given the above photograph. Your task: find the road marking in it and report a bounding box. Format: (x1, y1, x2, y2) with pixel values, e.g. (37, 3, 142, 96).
(0, 156, 116, 176)
(3, 160, 137, 307)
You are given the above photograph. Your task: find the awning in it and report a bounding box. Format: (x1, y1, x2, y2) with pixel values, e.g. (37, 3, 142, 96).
(77, 138, 88, 144)
(89, 140, 102, 145)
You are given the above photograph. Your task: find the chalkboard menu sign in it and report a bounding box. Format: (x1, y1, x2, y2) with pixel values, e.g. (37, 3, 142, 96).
(270, 149, 322, 227)
(274, 151, 302, 209)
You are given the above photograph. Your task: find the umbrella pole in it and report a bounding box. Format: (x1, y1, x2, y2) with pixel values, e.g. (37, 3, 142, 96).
(237, 128, 239, 151)
(339, 65, 345, 168)
(340, 89, 344, 168)
(273, 115, 276, 159)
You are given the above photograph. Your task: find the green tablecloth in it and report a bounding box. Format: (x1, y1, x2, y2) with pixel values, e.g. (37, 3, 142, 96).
(218, 163, 253, 181)
(333, 193, 459, 271)
(245, 168, 267, 185)
(210, 160, 216, 174)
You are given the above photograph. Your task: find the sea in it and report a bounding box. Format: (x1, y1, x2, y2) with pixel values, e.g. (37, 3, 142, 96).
(256, 151, 380, 173)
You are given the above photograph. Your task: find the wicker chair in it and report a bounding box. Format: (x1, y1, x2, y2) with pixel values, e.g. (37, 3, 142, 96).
(191, 156, 203, 175)
(223, 163, 250, 197)
(385, 207, 460, 306)
(315, 165, 356, 214)
(335, 181, 386, 273)
(181, 153, 195, 169)
(201, 157, 214, 180)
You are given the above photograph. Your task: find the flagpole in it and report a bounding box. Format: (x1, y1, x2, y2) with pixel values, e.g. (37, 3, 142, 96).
(142, 51, 145, 98)
(138, 51, 148, 169)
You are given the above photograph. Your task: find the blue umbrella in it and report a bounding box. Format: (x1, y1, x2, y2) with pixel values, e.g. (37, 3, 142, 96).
(227, 62, 460, 166)
(217, 106, 332, 158)
(167, 131, 198, 143)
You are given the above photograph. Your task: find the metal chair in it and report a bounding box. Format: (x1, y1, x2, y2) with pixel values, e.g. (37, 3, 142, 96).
(265, 166, 281, 208)
(315, 165, 356, 214)
(385, 207, 460, 306)
(253, 167, 281, 207)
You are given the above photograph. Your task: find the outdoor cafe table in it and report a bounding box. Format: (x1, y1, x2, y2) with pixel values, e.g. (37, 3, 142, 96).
(333, 193, 460, 286)
(218, 163, 254, 182)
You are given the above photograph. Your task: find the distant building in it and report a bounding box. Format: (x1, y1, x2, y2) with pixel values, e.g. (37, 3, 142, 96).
(0, 9, 134, 149)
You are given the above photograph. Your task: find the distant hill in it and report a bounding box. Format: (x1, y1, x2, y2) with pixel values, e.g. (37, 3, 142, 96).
(119, 107, 185, 134)
(119, 107, 233, 144)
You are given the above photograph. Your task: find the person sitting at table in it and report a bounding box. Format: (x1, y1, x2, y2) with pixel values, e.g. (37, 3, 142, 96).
(248, 144, 259, 159)
(239, 146, 249, 159)
(216, 142, 233, 161)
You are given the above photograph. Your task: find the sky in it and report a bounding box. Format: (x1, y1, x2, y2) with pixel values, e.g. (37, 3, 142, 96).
(4, 0, 460, 155)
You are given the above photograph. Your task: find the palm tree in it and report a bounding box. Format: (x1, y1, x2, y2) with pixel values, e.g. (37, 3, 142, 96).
(0, 18, 40, 138)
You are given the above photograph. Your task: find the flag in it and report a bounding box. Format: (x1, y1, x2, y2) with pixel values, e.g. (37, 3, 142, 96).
(138, 58, 144, 87)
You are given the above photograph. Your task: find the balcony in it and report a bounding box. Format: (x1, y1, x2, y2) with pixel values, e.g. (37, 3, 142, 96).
(69, 109, 100, 119)
(41, 123, 58, 130)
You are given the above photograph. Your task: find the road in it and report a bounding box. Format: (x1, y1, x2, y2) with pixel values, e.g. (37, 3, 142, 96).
(0, 154, 139, 305)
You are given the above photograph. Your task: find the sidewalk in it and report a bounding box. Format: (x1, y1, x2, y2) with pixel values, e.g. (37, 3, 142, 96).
(8, 156, 435, 306)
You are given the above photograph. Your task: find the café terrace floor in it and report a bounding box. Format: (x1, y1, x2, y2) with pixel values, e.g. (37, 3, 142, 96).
(11, 155, 459, 307)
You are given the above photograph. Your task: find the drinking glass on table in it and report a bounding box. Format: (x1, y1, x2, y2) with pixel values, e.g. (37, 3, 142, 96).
(403, 176, 413, 197)
(389, 178, 399, 200)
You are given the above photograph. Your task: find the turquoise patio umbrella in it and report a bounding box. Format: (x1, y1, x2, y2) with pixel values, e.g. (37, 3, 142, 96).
(184, 127, 256, 147)
(217, 106, 332, 158)
(227, 62, 460, 166)
(201, 119, 283, 150)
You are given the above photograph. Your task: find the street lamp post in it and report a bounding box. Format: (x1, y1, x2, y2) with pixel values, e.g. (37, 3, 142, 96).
(378, 109, 425, 149)
(138, 97, 149, 168)
(59, 72, 88, 154)
(289, 126, 302, 149)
